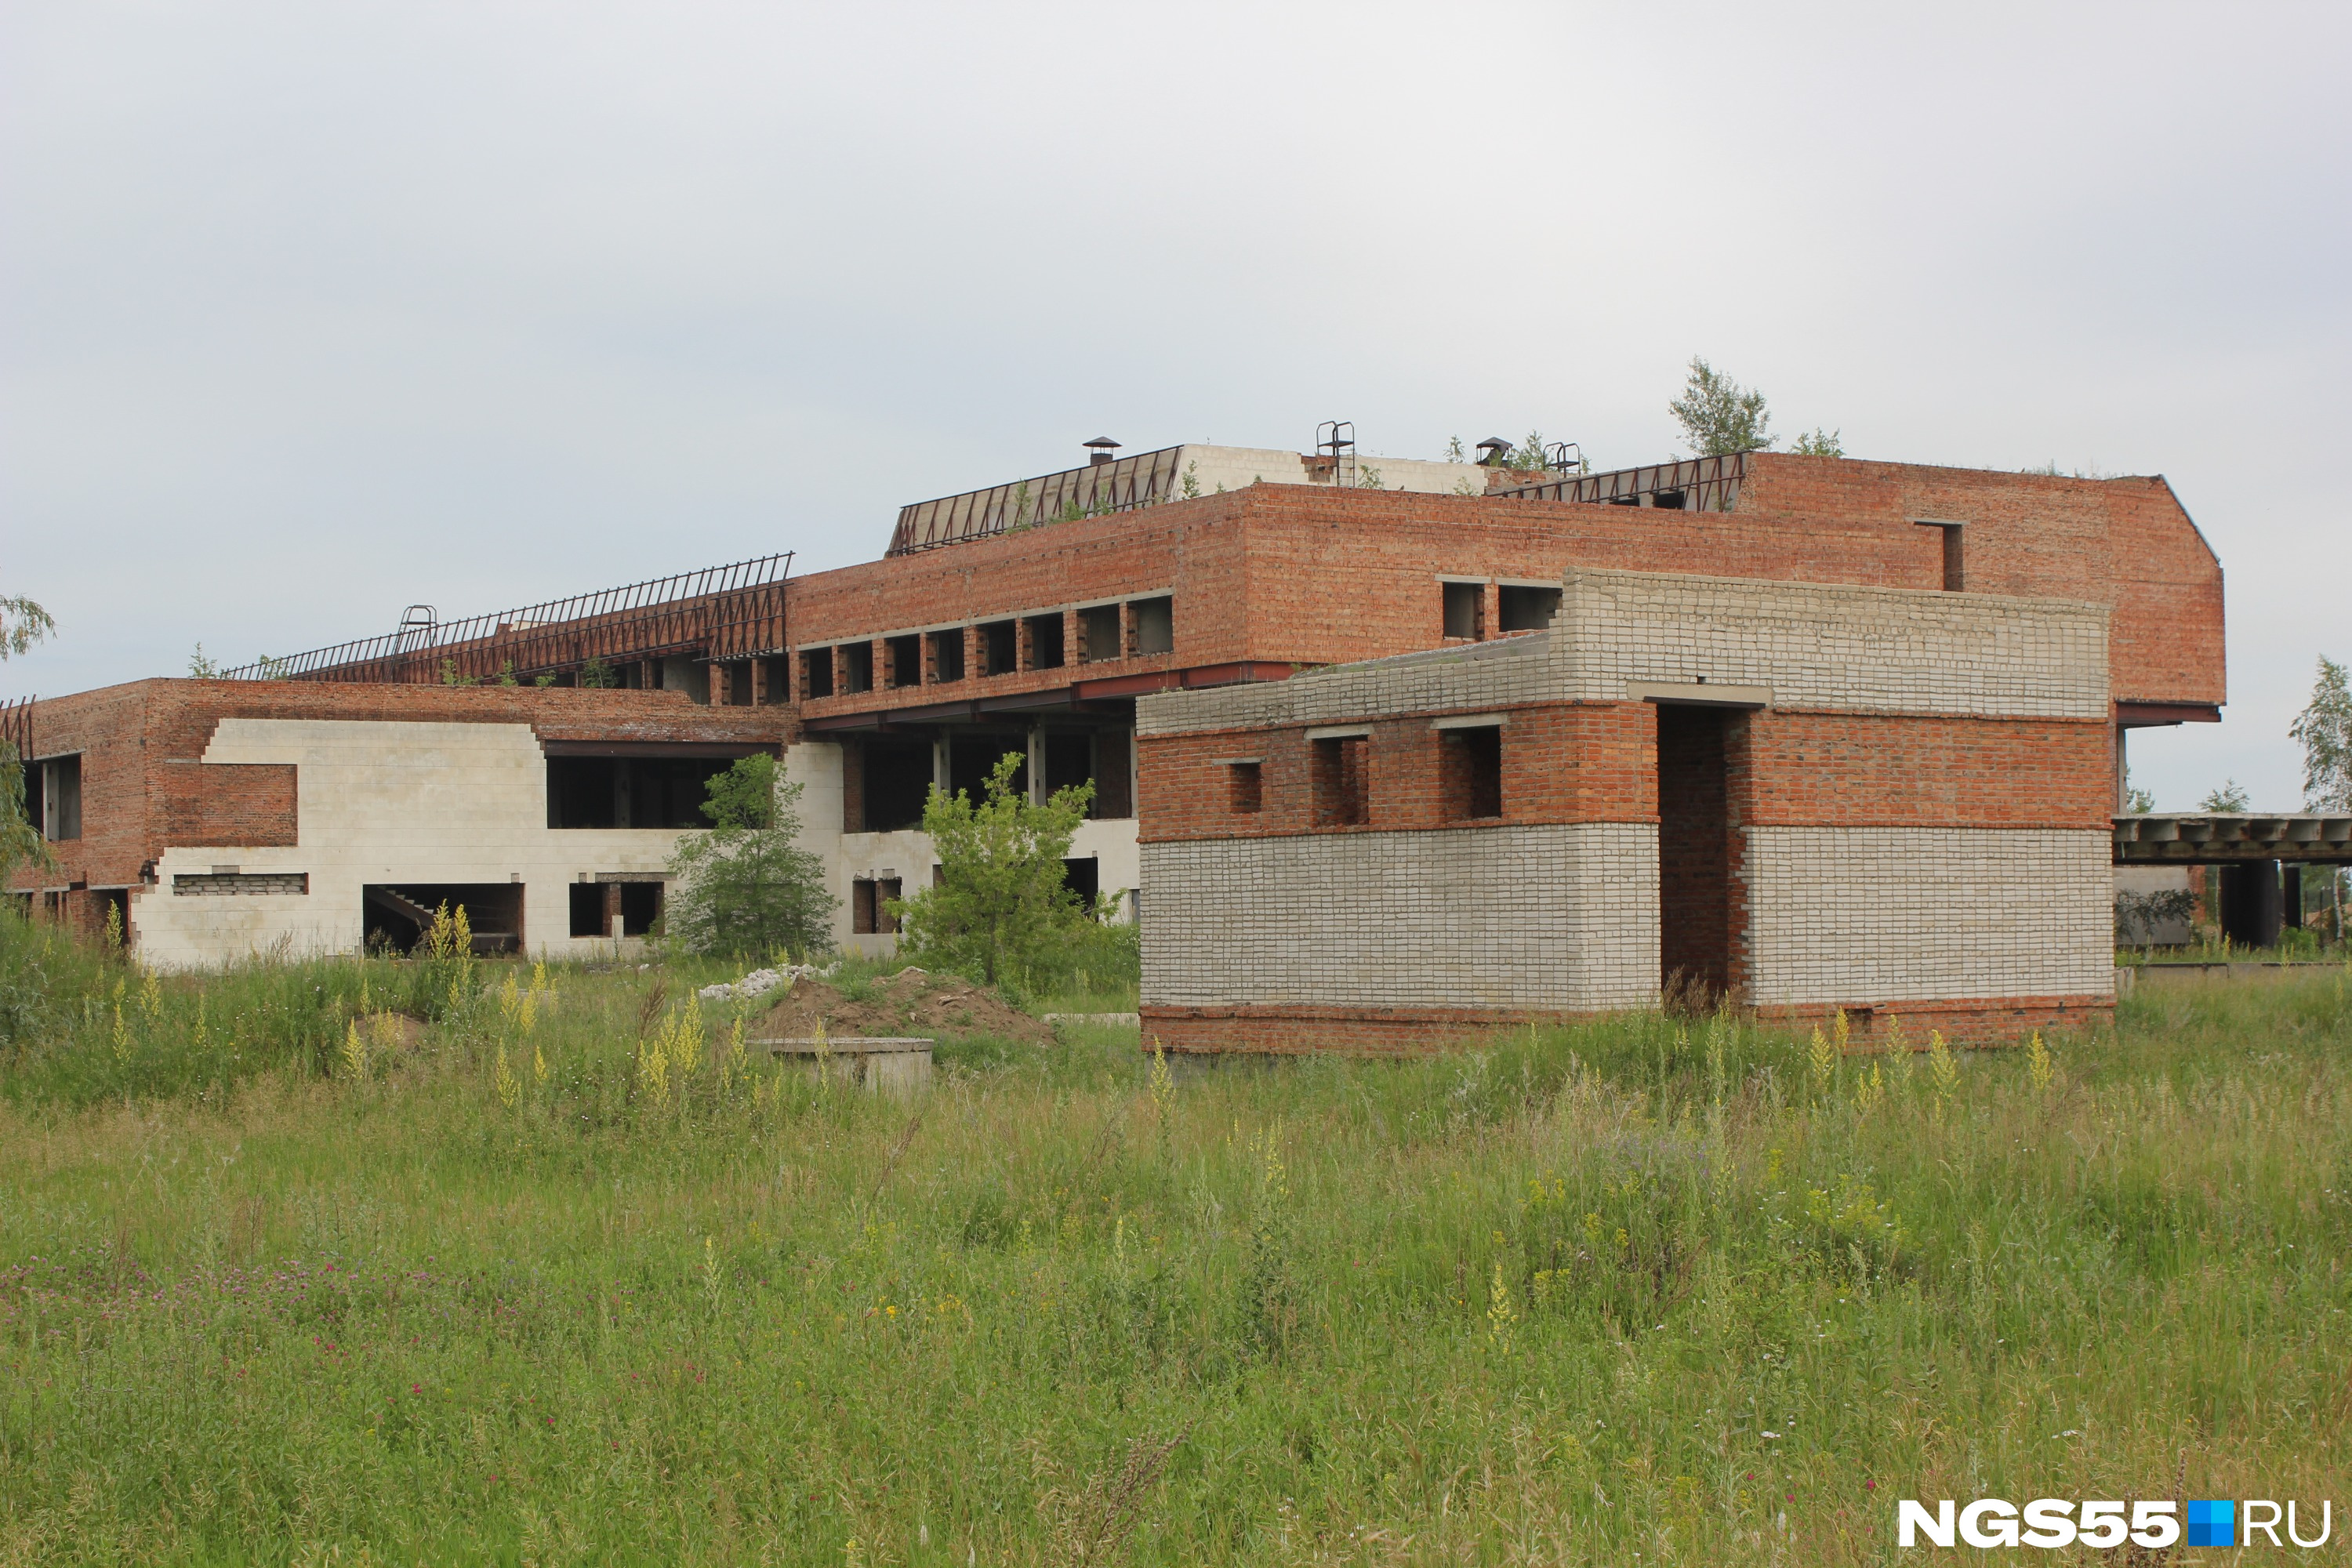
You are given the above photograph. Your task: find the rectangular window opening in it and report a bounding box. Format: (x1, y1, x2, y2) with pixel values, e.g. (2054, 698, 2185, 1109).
(1228, 760, 1263, 815)
(1094, 729, 1133, 818)
(1442, 581, 1483, 640)
(1497, 586, 1560, 633)
(979, 619, 1018, 676)
(1310, 735, 1369, 827)
(860, 737, 934, 833)
(800, 648, 836, 699)
(546, 755, 739, 829)
(1042, 731, 1094, 806)
(1441, 725, 1503, 819)
(1916, 520, 1965, 591)
(928, 628, 965, 683)
(1025, 612, 1066, 670)
(1130, 596, 1173, 656)
(1080, 604, 1122, 662)
(840, 642, 874, 694)
(34, 755, 82, 842)
(851, 877, 904, 935)
(885, 634, 923, 688)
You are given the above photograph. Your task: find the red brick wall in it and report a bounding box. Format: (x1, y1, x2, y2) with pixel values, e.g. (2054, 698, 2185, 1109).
(780, 463, 2222, 726)
(1142, 702, 2112, 844)
(6, 680, 787, 897)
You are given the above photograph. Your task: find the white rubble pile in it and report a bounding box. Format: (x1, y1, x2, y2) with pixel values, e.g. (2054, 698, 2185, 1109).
(695, 963, 829, 1003)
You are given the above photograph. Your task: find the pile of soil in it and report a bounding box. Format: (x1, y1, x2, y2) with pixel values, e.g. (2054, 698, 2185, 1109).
(750, 967, 1052, 1045)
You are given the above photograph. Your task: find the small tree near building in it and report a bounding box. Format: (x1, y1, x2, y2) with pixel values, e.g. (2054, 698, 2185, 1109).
(1669, 357, 1775, 456)
(664, 753, 837, 959)
(891, 751, 1099, 987)
(2290, 655, 2351, 811)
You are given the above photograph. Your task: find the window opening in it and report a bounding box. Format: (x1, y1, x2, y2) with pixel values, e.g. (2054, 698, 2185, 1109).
(801, 648, 836, 699)
(1442, 582, 1483, 640)
(1093, 730, 1133, 818)
(34, 755, 81, 841)
(1130, 596, 1173, 655)
(1080, 605, 1122, 662)
(1497, 586, 1560, 633)
(886, 634, 922, 688)
(1043, 731, 1094, 804)
(546, 755, 737, 829)
(840, 642, 874, 693)
(1311, 735, 1369, 826)
(852, 877, 903, 935)
(979, 620, 1018, 676)
(928, 629, 965, 683)
(1441, 726, 1502, 818)
(362, 883, 524, 956)
(947, 731, 1028, 804)
(1228, 760, 1263, 815)
(1915, 520, 1965, 591)
(860, 738, 934, 833)
(1061, 856, 1100, 908)
(1025, 612, 1066, 669)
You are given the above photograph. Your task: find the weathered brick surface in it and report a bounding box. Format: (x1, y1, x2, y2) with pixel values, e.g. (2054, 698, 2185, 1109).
(779, 461, 2216, 724)
(1136, 568, 2118, 1051)
(6, 681, 786, 939)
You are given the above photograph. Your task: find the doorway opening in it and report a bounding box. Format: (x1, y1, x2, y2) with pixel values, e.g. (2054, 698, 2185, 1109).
(1656, 706, 1739, 1010)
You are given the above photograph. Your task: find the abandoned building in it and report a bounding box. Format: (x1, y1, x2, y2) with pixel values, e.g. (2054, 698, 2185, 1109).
(4, 681, 780, 968)
(1134, 566, 2122, 1048)
(9, 430, 2342, 1025)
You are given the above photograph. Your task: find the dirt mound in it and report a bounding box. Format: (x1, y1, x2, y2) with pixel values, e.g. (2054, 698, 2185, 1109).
(750, 967, 1051, 1044)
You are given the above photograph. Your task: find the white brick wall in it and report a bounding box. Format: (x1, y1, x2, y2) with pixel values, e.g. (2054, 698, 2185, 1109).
(1553, 572, 2111, 720)
(1743, 827, 2115, 1006)
(1141, 823, 1658, 1011)
(1139, 566, 2111, 735)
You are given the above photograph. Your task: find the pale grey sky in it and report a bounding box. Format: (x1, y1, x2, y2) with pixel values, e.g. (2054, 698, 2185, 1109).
(5, 2, 2346, 809)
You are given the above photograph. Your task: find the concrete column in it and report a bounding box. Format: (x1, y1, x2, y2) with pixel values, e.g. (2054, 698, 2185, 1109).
(604, 881, 623, 941)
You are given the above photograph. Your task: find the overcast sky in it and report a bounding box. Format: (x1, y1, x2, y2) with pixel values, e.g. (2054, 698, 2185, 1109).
(4, 2, 2346, 809)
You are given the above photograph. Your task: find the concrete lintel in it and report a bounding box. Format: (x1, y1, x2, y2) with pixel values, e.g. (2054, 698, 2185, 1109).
(1430, 713, 1510, 731)
(1625, 680, 1770, 709)
(1305, 724, 1373, 742)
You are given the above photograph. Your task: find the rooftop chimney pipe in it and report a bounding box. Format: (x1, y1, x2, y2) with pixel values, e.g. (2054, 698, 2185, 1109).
(1084, 437, 1121, 467)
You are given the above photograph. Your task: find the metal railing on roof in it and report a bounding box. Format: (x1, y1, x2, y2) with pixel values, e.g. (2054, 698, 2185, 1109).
(223, 554, 793, 683)
(887, 446, 1189, 556)
(1493, 451, 1748, 513)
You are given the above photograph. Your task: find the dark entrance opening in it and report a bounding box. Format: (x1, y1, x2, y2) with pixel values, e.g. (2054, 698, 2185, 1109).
(1656, 706, 1736, 1009)
(948, 731, 1029, 804)
(363, 882, 524, 956)
(862, 738, 935, 832)
(2218, 860, 2285, 949)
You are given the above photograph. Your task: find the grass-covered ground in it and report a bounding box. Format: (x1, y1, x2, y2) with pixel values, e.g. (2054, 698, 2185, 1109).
(2, 920, 2349, 1565)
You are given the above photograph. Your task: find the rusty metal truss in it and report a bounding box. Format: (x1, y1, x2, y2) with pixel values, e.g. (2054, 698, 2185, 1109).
(223, 554, 793, 684)
(0, 695, 32, 762)
(887, 446, 1189, 556)
(1494, 451, 1747, 513)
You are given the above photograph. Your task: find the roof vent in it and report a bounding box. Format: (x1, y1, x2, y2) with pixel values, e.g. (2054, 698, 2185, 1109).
(1084, 437, 1122, 467)
(1475, 437, 1514, 467)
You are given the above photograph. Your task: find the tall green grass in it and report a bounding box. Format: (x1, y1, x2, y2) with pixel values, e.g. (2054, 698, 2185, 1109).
(1, 927, 2347, 1564)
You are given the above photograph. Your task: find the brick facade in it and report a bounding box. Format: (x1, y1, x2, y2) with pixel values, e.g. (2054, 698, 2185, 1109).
(8, 681, 786, 959)
(1137, 568, 2116, 1052)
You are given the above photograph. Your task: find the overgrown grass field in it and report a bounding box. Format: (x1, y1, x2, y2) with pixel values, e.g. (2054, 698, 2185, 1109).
(2, 918, 2348, 1565)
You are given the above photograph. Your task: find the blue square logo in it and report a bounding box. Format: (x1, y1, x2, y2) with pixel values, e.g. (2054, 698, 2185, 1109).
(2185, 1499, 2235, 1547)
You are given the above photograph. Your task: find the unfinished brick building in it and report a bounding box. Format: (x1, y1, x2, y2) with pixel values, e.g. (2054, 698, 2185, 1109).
(9, 435, 2258, 996)
(5, 681, 780, 967)
(1135, 567, 2118, 1049)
